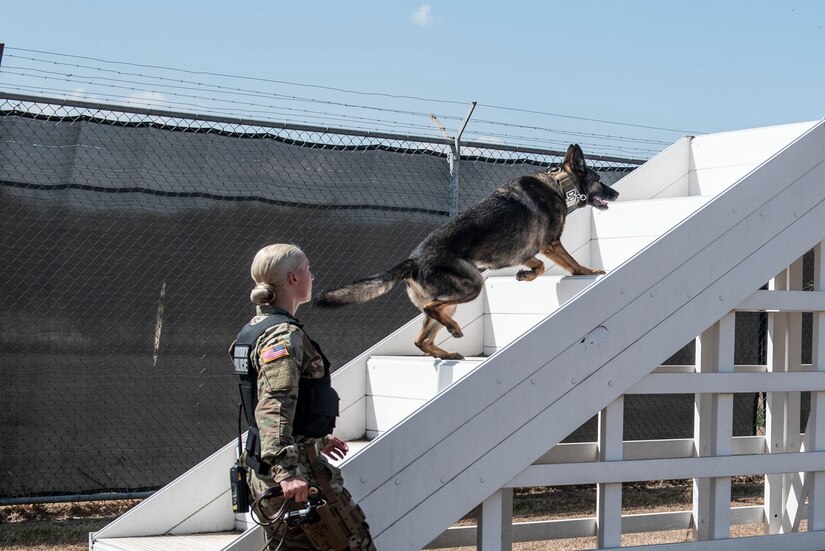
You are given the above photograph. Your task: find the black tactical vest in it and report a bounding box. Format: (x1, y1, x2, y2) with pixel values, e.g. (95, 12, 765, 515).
(231, 313, 339, 474)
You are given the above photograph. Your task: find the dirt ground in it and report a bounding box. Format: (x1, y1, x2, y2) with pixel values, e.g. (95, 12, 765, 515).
(427, 478, 772, 551)
(0, 479, 788, 550)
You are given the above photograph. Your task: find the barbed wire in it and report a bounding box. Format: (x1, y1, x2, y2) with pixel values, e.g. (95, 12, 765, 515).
(0, 85, 658, 159)
(3, 58, 460, 123)
(0, 47, 688, 158)
(0, 51, 672, 157)
(6, 47, 473, 106)
(0, 69, 452, 135)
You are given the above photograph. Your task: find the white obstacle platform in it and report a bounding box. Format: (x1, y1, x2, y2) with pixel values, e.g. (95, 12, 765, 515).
(91, 120, 825, 550)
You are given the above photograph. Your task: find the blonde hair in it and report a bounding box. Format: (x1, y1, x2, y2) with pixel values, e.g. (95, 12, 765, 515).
(249, 244, 306, 305)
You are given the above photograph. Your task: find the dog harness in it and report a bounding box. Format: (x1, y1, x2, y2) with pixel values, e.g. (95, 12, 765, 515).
(550, 168, 587, 208)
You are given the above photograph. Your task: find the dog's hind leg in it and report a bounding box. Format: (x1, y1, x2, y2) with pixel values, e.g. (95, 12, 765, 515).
(415, 309, 464, 360)
(422, 300, 464, 338)
(516, 256, 545, 281)
(411, 258, 482, 359)
(543, 241, 605, 275)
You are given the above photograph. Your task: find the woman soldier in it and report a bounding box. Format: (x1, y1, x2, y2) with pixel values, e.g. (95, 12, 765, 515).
(231, 244, 375, 550)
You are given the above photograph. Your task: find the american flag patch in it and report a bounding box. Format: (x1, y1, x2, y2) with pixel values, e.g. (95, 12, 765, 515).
(260, 343, 289, 363)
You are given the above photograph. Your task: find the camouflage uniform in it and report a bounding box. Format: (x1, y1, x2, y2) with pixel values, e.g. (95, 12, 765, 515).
(245, 305, 375, 551)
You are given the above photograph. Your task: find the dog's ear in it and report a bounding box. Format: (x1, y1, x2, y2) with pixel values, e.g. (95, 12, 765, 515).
(564, 144, 587, 174)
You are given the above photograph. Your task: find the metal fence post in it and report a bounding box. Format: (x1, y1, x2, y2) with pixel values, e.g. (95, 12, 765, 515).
(448, 144, 459, 218)
(431, 102, 476, 218)
(450, 102, 476, 218)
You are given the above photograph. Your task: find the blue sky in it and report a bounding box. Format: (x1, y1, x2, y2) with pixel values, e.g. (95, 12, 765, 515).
(2, 1, 824, 158)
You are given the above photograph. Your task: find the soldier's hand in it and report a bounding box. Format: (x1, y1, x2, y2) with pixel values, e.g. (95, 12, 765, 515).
(280, 475, 309, 503)
(321, 436, 349, 461)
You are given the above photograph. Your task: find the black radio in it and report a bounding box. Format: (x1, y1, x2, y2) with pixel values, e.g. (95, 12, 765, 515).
(230, 461, 250, 513)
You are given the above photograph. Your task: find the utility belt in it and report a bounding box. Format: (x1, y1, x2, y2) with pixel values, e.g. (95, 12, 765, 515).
(297, 444, 368, 550)
(241, 441, 368, 551)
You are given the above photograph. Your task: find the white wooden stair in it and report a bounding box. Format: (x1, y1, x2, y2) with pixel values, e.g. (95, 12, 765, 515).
(91, 119, 825, 550)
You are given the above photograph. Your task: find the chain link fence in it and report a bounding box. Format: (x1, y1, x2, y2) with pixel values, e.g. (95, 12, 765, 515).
(0, 93, 797, 503)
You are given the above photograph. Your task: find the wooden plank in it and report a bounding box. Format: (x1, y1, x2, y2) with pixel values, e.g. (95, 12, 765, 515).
(533, 435, 764, 466)
(810, 242, 825, 532)
(483, 313, 545, 349)
(366, 395, 424, 434)
(690, 122, 819, 172)
(693, 315, 733, 541)
(591, 196, 711, 239)
(93, 532, 244, 551)
(781, 258, 804, 534)
(622, 531, 825, 551)
(335, 396, 366, 442)
(693, 319, 720, 541)
(693, 166, 782, 198)
(710, 314, 735, 540)
(597, 397, 624, 548)
(609, 136, 691, 201)
(628, 371, 825, 394)
(91, 440, 238, 540)
(765, 269, 789, 535)
(477, 489, 513, 550)
(788, 432, 812, 532)
(783, 250, 824, 531)
(508, 450, 825, 488)
(483, 275, 593, 315)
(737, 290, 825, 312)
(366, 357, 482, 400)
(477, 490, 502, 550)
(592, 235, 660, 271)
(689, 121, 820, 196)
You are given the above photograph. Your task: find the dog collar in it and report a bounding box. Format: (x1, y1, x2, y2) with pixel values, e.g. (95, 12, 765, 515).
(551, 169, 587, 207)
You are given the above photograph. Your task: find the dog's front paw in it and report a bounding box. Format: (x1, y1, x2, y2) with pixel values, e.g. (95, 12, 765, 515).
(449, 327, 464, 339)
(516, 270, 537, 282)
(573, 267, 606, 276)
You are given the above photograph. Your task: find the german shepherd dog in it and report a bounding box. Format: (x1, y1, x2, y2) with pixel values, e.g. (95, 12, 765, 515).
(315, 144, 619, 360)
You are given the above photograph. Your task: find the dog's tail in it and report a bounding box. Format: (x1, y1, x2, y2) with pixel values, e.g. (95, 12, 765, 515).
(315, 259, 416, 307)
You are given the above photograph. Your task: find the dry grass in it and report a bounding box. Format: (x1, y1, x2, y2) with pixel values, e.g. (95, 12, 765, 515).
(0, 500, 138, 551)
(0, 479, 780, 550)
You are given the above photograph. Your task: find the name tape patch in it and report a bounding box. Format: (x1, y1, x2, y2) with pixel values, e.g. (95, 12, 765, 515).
(233, 345, 250, 375)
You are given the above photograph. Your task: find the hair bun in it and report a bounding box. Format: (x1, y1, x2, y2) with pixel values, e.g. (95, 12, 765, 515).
(250, 283, 276, 305)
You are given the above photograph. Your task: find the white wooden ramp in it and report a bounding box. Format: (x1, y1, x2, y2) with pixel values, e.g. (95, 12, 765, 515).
(90, 119, 825, 550)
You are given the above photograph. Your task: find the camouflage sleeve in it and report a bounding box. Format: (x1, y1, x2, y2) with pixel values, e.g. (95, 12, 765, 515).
(253, 324, 305, 483)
